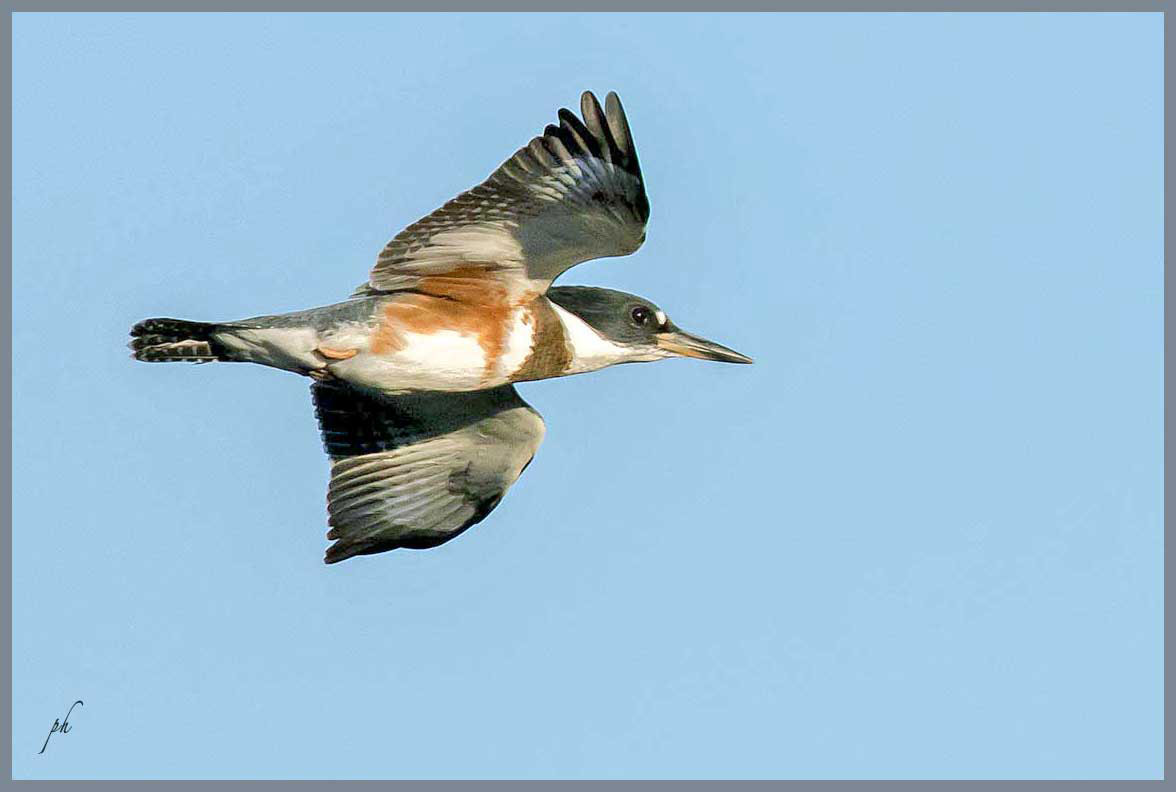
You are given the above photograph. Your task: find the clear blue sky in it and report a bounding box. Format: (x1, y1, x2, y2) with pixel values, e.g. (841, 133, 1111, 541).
(13, 12, 1162, 780)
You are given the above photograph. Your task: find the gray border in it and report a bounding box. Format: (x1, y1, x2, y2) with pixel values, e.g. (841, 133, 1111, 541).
(3, 10, 9, 792)
(0, 2, 1170, 8)
(2, 4, 1166, 787)
(0, 1, 1172, 9)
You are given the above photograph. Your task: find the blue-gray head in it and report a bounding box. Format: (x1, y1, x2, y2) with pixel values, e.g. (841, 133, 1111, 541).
(546, 286, 752, 366)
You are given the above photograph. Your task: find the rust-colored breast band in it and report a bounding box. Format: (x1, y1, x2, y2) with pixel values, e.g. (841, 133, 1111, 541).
(512, 298, 573, 382)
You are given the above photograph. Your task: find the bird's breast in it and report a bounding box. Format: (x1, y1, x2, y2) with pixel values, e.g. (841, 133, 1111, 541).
(498, 296, 631, 383)
(339, 289, 575, 392)
(506, 298, 575, 383)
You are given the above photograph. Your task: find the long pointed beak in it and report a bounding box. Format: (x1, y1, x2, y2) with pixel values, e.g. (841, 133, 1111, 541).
(655, 326, 753, 364)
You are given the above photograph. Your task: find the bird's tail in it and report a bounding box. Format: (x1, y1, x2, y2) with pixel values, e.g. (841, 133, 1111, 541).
(129, 318, 233, 363)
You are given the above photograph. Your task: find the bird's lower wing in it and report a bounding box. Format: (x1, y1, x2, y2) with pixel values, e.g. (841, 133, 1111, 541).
(310, 382, 545, 564)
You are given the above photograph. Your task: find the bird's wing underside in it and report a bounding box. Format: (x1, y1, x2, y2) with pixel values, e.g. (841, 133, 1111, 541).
(310, 382, 545, 563)
(360, 91, 649, 298)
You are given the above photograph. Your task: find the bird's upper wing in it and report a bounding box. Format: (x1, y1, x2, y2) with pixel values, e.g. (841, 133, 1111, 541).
(361, 91, 649, 297)
(310, 381, 545, 563)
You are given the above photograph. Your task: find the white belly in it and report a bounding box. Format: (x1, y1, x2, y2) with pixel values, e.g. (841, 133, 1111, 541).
(328, 328, 493, 394)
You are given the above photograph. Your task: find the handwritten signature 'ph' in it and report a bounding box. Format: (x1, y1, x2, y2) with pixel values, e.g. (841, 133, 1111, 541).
(39, 700, 83, 755)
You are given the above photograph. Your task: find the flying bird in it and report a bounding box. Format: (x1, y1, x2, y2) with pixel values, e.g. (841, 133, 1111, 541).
(130, 91, 751, 563)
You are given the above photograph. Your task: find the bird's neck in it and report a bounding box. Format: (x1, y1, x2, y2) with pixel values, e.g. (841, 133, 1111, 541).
(546, 300, 632, 375)
(507, 297, 630, 383)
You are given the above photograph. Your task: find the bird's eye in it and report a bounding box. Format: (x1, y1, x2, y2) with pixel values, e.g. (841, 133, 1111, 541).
(631, 306, 651, 325)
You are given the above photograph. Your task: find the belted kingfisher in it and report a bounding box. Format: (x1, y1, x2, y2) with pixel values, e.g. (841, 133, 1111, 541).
(130, 91, 751, 564)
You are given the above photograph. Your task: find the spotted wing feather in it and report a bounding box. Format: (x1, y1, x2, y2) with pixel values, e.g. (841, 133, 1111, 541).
(311, 382, 545, 563)
(363, 91, 649, 296)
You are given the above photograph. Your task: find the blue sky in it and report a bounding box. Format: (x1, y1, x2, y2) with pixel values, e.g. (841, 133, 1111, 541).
(12, 12, 1162, 780)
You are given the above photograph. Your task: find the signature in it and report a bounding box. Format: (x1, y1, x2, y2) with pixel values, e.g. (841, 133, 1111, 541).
(38, 700, 83, 755)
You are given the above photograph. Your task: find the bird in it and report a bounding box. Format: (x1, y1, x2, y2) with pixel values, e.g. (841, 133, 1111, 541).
(129, 90, 751, 564)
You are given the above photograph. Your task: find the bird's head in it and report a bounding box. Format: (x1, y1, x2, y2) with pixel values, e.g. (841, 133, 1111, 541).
(546, 286, 752, 366)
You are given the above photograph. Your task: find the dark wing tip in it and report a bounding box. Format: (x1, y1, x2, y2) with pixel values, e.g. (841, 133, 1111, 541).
(324, 539, 398, 564)
(603, 92, 637, 162)
(580, 90, 603, 117)
(578, 91, 614, 163)
(566, 90, 641, 182)
(557, 107, 602, 159)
